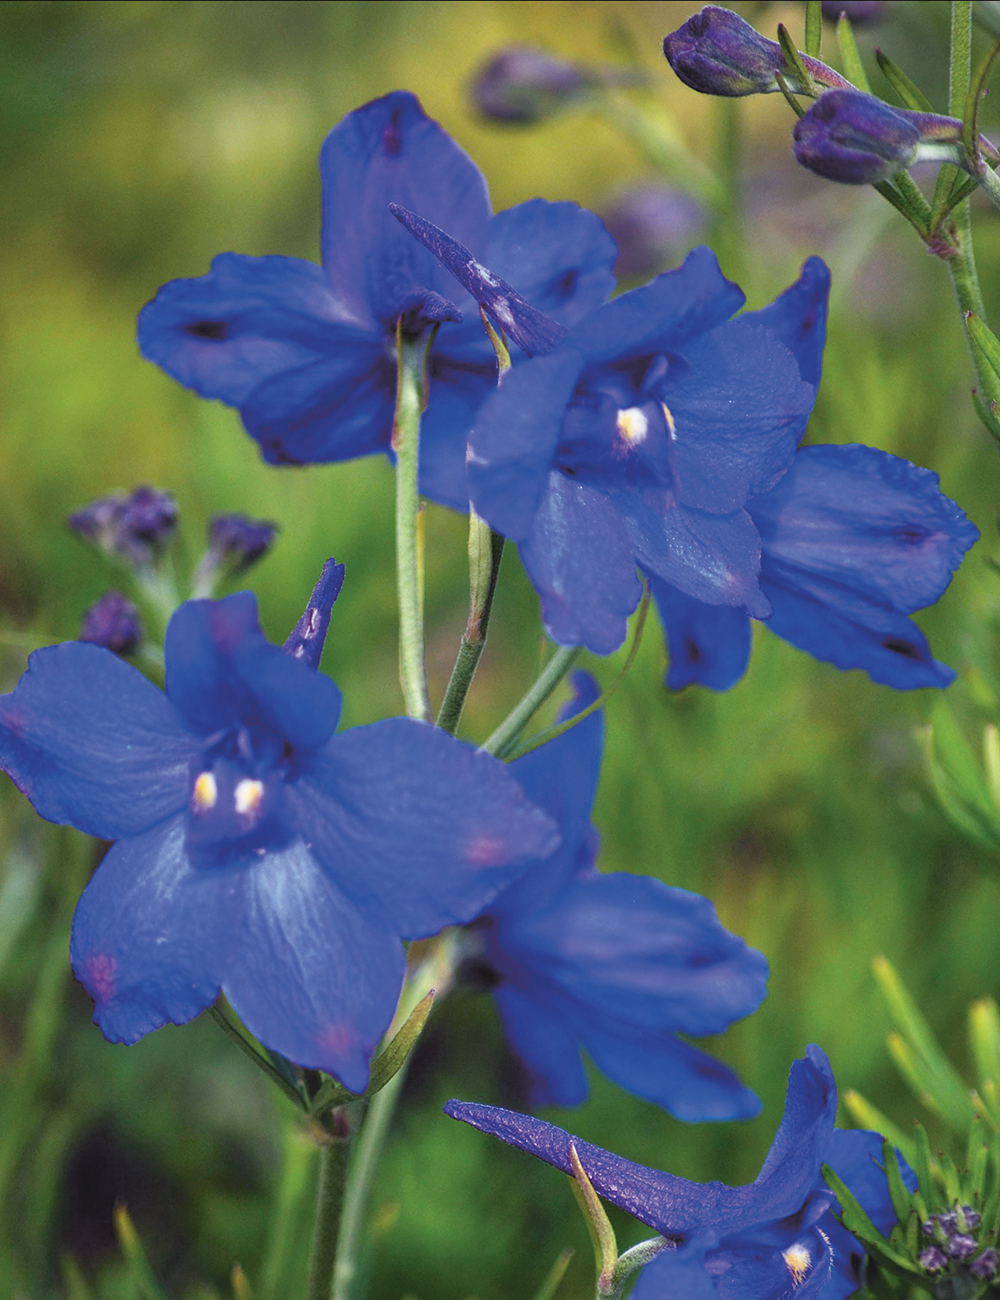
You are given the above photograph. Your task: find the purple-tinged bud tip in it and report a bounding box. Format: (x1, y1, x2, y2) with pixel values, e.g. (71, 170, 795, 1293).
(971, 1248, 999, 1281)
(68, 486, 178, 570)
(208, 514, 278, 575)
(960, 1207, 982, 1231)
(793, 89, 920, 184)
(389, 204, 568, 357)
(283, 558, 345, 671)
(918, 1246, 948, 1273)
(471, 47, 589, 124)
(948, 1233, 978, 1260)
(79, 591, 143, 656)
(603, 185, 704, 280)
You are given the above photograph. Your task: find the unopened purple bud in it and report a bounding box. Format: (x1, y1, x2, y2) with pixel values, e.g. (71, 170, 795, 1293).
(794, 90, 927, 184)
(663, 6, 848, 97)
(949, 1233, 978, 1260)
(922, 1219, 938, 1237)
(388, 204, 567, 357)
(821, 1, 887, 22)
(918, 1246, 948, 1273)
(68, 486, 178, 570)
(79, 591, 143, 656)
(962, 1207, 982, 1231)
(471, 47, 588, 123)
(603, 186, 704, 280)
(971, 1248, 999, 1280)
(936, 1211, 959, 1236)
(208, 514, 278, 575)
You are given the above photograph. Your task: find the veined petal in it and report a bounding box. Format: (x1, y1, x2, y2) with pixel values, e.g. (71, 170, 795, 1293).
(486, 199, 618, 327)
(649, 577, 752, 692)
(290, 719, 559, 937)
(223, 838, 405, 1092)
(493, 983, 589, 1108)
(240, 348, 395, 467)
(418, 362, 495, 511)
(70, 817, 243, 1040)
(630, 1244, 716, 1300)
(752, 1047, 838, 1225)
(625, 500, 769, 619)
(749, 444, 979, 613)
(665, 318, 813, 513)
(320, 91, 492, 325)
(0, 642, 196, 839)
(824, 1130, 917, 1237)
(137, 253, 363, 406)
(468, 349, 585, 541)
(740, 257, 830, 392)
(520, 472, 644, 654)
(571, 246, 745, 366)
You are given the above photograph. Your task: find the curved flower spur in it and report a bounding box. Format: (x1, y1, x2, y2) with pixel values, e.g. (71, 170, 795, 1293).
(0, 561, 558, 1091)
(447, 1046, 917, 1300)
(137, 90, 617, 511)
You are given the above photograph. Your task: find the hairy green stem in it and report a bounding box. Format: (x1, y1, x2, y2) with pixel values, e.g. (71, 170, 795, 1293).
(393, 325, 436, 722)
(436, 513, 505, 735)
(305, 1137, 352, 1300)
(481, 644, 581, 759)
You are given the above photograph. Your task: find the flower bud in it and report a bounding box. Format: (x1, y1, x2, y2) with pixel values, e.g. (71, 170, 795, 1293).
(191, 514, 279, 598)
(68, 486, 178, 571)
(471, 47, 588, 123)
(948, 1233, 978, 1260)
(918, 1246, 948, 1273)
(793, 89, 968, 185)
(662, 6, 847, 97)
(79, 591, 143, 656)
(971, 1249, 999, 1281)
(603, 186, 704, 280)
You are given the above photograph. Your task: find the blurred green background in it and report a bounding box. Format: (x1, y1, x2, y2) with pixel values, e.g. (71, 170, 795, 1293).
(4, 0, 1000, 1296)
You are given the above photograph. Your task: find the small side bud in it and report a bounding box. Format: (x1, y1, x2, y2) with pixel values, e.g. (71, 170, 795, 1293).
(918, 1245, 948, 1273)
(190, 514, 278, 598)
(471, 47, 589, 123)
(971, 1248, 999, 1281)
(604, 186, 704, 280)
(69, 486, 178, 571)
(79, 591, 143, 656)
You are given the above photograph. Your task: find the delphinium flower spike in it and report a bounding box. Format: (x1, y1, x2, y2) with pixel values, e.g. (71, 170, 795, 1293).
(447, 1047, 917, 1298)
(138, 91, 617, 510)
(462, 672, 768, 1121)
(0, 560, 558, 1090)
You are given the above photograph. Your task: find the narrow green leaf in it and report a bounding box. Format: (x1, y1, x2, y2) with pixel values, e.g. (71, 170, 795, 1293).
(805, 1, 822, 58)
(875, 48, 934, 111)
(114, 1204, 170, 1300)
(916, 705, 1000, 850)
(971, 387, 1000, 444)
(837, 14, 871, 92)
(967, 312, 1000, 382)
(939, 1152, 962, 1204)
(982, 1129, 1000, 1238)
(905, 1206, 920, 1260)
(530, 1248, 574, 1300)
(61, 1256, 96, 1300)
(843, 1090, 914, 1162)
(777, 23, 814, 92)
(963, 34, 1000, 167)
(871, 179, 929, 237)
(883, 1139, 914, 1223)
(774, 71, 806, 118)
(365, 990, 435, 1099)
(970, 1139, 991, 1206)
(913, 1124, 938, 1208)
(822, 1164, 921, 1274)
(887, 1031, 975, 1133)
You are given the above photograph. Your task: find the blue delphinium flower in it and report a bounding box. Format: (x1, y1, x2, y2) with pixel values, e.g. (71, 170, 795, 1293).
(447, 1046, 916, 1299)
(467, 672, 768, 1121)
(137, 91, 617, 511)
(654, 444, 978, 691)
(459, 249, 829, 654)
(0, 561, 558, 1090)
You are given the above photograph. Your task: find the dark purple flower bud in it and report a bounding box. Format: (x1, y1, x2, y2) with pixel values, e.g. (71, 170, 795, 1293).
(602, 185, 704, 280)
(948, 1233, 978, 1259)
(937, 1211, 958, 1234)
(208, 515, 278, 575)
(959, 1205, 982, 1231)
(792, 89, 970, 185)
(971, 1248, 999, 1280)
(918, 1246, 948, 1273)
(471, 47, 588, 124)
(388, 203, 568, 357)
(922, 1217, 941, 1237)
(663, 6, 849, 97)
(68, 486, 178, 570)
(821, 1, 887, 22)
(79, 592, 143, 657)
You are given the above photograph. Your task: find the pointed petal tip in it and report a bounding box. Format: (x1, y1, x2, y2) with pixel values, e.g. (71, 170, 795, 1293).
(283, 558, 345, 670)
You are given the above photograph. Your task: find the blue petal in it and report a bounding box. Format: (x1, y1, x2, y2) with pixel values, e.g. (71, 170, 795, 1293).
(165, 594, 342, 747)
(320, 91, 492, 326)
(137, 252, 364, 407)
(630, 1244, 717, 1300)
(289, 719, 559, 937)
(486, 199, 618, 328)
(222, 838, 405, 1091)
(751, 1047, 838, 1226)
(703, 1229, 834, 1300)
(750, 444, 979, 613)
(624, 499, 770, 619)
(570, 246, 745, 366)
(468, 349, 585, 540)
(0, 642, 196, 839)
(823, 1130, 917, 1236)
(493, 983, 589, 1107)
(283, 558, 346, 671)
(664, 318, 813, 513)
(649, 577, 752, 692)
(418, 363, 495, 510)
(740, 257, 830, 392)
(761, 555, 956, 689)
(520, 472, 644, 654)
(239, 347, 395, 466)
(389, 204, 568, 357)
(70, 816, 243, 1041)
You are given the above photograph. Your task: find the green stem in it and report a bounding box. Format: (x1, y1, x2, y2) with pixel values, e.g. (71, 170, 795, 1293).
(207, 1003, 306, 1111)
(393, 324, 436, 723)
(481, 644, 581, 759)
(436, 513, 505, 735)
(711, 96, 743, 283)
(305, 1138, 352, 1300)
